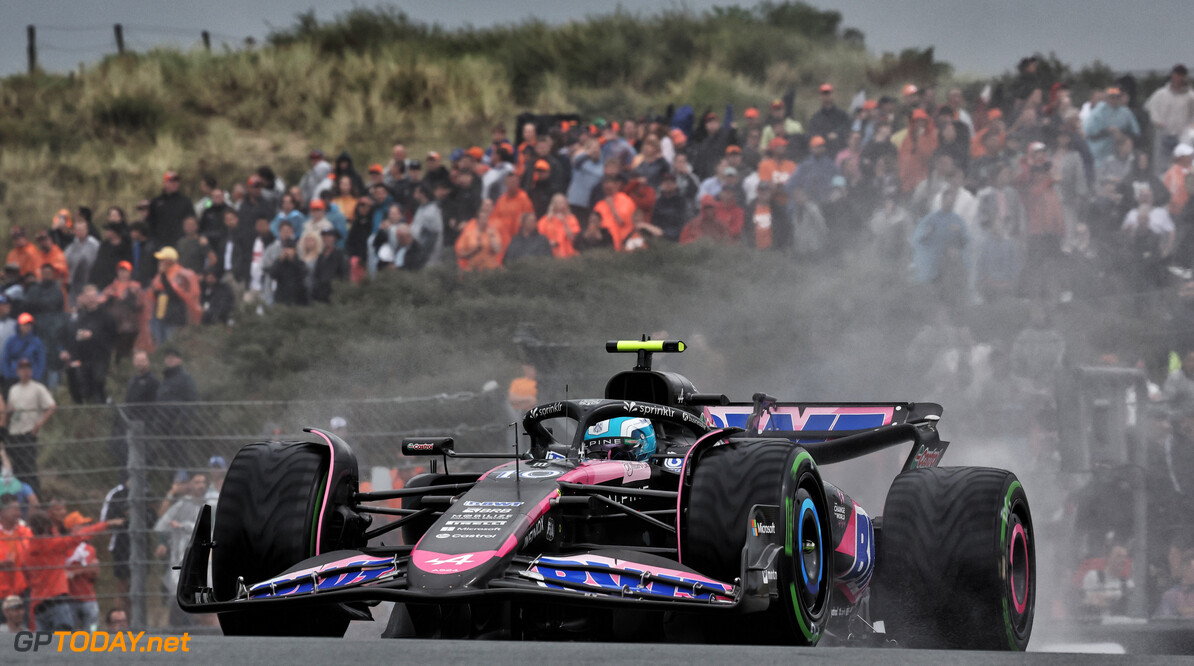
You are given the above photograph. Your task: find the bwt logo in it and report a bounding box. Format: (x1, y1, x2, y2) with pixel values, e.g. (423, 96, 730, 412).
(13, 631, 191, 653)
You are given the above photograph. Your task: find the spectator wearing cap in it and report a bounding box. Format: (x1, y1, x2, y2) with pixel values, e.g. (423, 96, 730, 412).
(309, 198, 346, 248)
(789, 136, 841, 205)
(423, 151, 451, 189)
(237, 175, 278, 233)
(298, 150, 332, 208)
(742, 106, 761, 133)
(146, 171, 194, 249)
(312, 228, 349, 303)
(760, 96, 804, 153)
(148, 246, 200, 345)
(6, 355, 55, 494)
(808, 83, 853, 155)
(758, 137, 798, 186)
(1145, 65, 1194, 174)
(24, 510, 115, 633)
(5, 228, 40, 281)
(690, 109, 737, 181)
(99, 261, 142, 362)
(267, 238, 309, 305)
(898, 109, 939, 193)
(60, 285, 115, 404)
(1084, 86, 1142, 165)
(526, 159, 557, 219)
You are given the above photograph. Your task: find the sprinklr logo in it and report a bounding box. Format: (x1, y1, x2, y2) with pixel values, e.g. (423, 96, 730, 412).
(751, 519, 775, 536)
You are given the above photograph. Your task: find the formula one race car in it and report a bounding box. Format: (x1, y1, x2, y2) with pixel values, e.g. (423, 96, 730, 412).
(177, 339, 1034, 650)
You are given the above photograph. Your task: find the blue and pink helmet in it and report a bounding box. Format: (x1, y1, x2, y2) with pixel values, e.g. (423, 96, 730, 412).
(583, 417, 657, 461)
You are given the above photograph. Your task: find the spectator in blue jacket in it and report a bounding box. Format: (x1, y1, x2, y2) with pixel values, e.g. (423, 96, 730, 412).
(789, 136, 840, 204)
(568, 136, 605, 219)
(270, 193, 307, 238)
(2, 313, 46, 391)
(1083, 86, 1142, 164)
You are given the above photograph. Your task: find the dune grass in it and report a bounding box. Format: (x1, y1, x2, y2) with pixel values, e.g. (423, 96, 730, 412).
(0, 2, 949, 232)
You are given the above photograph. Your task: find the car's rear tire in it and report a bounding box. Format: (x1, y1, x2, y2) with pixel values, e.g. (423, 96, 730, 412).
(875, 467, 1034, 650)
(212, 440, 363, 636)
(685, 440, 833, 645)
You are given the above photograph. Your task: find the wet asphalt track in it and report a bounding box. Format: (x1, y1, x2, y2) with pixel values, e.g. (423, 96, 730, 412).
(6, 635, 1184, 665)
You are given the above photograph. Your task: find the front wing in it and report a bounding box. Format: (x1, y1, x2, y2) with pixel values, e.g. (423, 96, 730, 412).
(177, 505, 756, 615)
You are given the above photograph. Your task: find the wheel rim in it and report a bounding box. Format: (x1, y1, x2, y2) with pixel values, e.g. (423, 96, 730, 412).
(797, 496, 822, 597)
(1009, 520, 1029, 615)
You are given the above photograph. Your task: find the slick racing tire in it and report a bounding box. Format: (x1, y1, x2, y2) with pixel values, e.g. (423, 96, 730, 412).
(685, 441, 833, 645)
(212, 440, 360, 637)
(875, 467, 1034, 650)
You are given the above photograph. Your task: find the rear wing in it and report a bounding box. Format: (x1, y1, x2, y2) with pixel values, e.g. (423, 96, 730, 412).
(704, 401, 947, 472)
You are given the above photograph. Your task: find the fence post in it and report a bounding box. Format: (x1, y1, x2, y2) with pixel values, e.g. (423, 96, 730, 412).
(26, 25, 36, 74)
(126, 419, 147, 630)
(201, 30, 211, 52)
(114, 24, 125, 55)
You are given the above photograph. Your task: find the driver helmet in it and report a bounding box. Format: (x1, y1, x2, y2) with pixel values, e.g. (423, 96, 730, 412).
(583, 417, 656, 461)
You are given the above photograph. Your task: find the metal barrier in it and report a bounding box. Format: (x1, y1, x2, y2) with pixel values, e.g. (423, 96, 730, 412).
(1, 390, 513, 631)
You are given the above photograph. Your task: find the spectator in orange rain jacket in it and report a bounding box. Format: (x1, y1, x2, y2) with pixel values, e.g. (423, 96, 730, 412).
(537, 194, 580, 259)
(33, 232, 68, 286)
(681, 195, 736, 244)
(622, 174, 657, 220)
(594, 175, 639, 250)
(455, 200, 504, 272)
(63, 511, 100, 631)
(492, 172, 535, 247)
(24, 510, 117, 632)
(971, 109, 1007, 158)
(0, 494, 30, 603)
(898, 109, 938, 193)
(5, 228, 41, 280)
(757, 137, 798, 186)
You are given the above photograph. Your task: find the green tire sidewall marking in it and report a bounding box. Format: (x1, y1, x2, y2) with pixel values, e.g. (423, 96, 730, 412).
(1001, 479, 1023, 650)
(784, 450, 819, 643)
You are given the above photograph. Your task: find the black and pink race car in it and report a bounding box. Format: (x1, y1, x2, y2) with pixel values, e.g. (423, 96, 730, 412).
(177, 340, 1035, 649)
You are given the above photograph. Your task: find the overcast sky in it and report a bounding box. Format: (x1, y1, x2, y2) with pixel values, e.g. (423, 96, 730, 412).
(1, 0, 1187, 78)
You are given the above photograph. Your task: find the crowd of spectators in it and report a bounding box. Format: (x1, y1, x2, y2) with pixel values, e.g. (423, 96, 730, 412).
(1, 54, 1194, 628)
